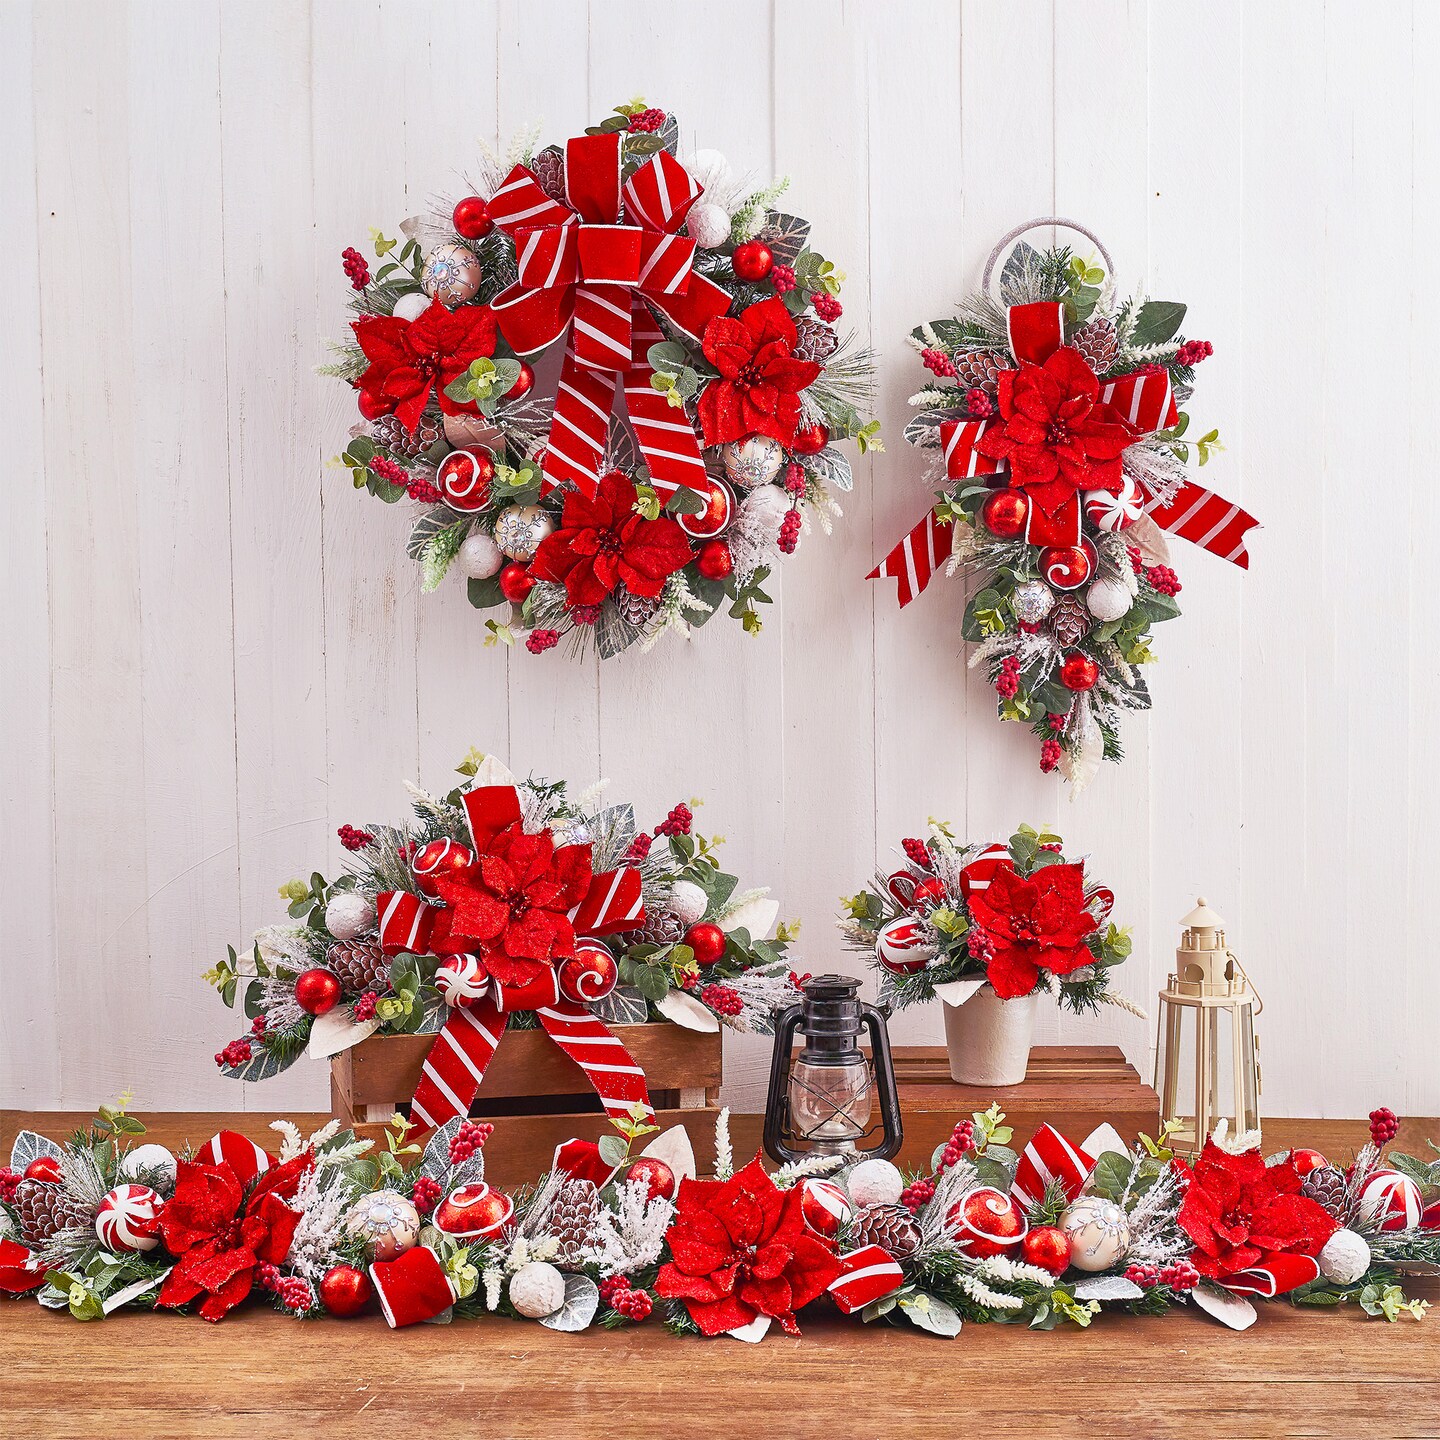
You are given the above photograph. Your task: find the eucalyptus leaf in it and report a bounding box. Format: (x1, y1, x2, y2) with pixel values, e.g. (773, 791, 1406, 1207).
(597, 1134, 629, 1168)
(899, 1291, 963, 1338)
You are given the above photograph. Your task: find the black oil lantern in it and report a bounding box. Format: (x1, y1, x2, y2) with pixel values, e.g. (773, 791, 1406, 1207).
(763, 974, 903, 1164)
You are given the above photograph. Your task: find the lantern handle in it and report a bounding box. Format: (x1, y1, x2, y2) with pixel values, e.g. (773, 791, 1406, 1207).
(982, 217, 1118, 303)
(1229, 952, 1263, 1015)
(761, 1002, 808, 1166)
(858, 1003, 904, 1162)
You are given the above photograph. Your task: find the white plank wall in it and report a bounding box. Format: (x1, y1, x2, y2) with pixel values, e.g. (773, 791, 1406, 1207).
(3, 0, 1435, 1120)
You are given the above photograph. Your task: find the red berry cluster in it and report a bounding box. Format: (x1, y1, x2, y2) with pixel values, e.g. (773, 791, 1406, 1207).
(1125, 1263, 1161, 1288)
(410, 1175, 442, 1215)
(251, 1014, 268, 1035)
(449, 1120, 495, 1165)
(1175, 339, 1213, 367)
(899, 1177, 935, 1213)
(341, 246, 370, 290)
(656, 803, 693, 836)
(995, 655, 1021, 699)
(901, 837, 932, 869)
(965, 387, 996, 419)
(700, 983, 743, 1017)
(627, 107, 667, 133)
(1160, 1259, 1200, 1291)
(966, 929, 994, 961)
(778, 509, 802, 554)
(1127, 545, 1144, 575)
(337, 824, 374, 852)
(1039, 842, 1063, 853)
(783, 463, 807, 498)
(920, 347, 957, 378)
(599, 1274, 653, 1321)
(215, 1038, 253, 1069)
(625, 832, 653, 862)
(811, 292, 842, 322)
(526, 629, 560, 655)
(257, 1263, 281, 1291)
(1369, 1107, 1400, 1146)
(277, 1276, 315, 1313)
(406, 476, 444, 504)
(0, 1167, 20, 1205)
(570, 604, 602, 627)
(352, 991, 378, 1022)
(1047, 712, 1067, 732)
(770, 263, 797, 295)
(1040, 739, 1062, 774)
(1146, 565, 1182, 597)
(787, 970, 812, 991)
(369, 454, 408, 486)
(939, 1119, 975, 1170)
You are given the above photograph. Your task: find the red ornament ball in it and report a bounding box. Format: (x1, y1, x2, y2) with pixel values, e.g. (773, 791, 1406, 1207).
(731, 239, 774, 282)
(684, 922, 727, 966)
(557, 942, 619, 1004)
(318, 1263, 373, 1317)
(1059, 652, 1100, 692)
(677, 479, 734, 539)
(1290, 1147, 1328, 1178)
(790, 422, 829, 456)
(295, 968, 342, 1016)
(506, 362, 535, 401)
(356, 388, 390, 422)
(1021, 1224, 1072, 1276)
(908, 876, 946, 911)
(981, 489, 1030, 540)
(434, 1182, 514, 1240)
(1040, 542, 1094, 591)
(947, 1186, 1028, 1258)
(625, 1157, 678, 1203)
(499, 562, 535, 603)
(410, 836, 479, 897)
(437, 447, 495, 513)
(696, 540, 733, 581)
(798, 1178, 852, 1238)
(452, 195, 494, 241)
(23, 1156, 63, 1184)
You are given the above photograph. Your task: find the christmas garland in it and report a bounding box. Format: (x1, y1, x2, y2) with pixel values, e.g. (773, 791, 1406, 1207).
(206, 752, 798, 1131)
(3, 1105, 1435, 1336)
(870, 220, 1258, 789)
(841, 823, 1133, 1018)
(325, 98, 878, 659)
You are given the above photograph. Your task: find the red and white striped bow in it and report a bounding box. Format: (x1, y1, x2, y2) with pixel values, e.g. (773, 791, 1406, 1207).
(487, 132, 731, 503)
(376, 782, 652, 1137)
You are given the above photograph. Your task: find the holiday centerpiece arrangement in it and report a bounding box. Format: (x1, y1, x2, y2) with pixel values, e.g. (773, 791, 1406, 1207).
(325, 98, 878, 658)
(207, 752, 798, 1136)
(871, 219, 1258, 788)
(3, 1104, 1435, 1337)
(841, 824, 1135, 1085)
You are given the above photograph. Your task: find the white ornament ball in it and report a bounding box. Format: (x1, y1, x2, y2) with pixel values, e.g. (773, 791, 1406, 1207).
(494, 504, 556, 563)
(1059, 1195, 1131, 1272)
(95, 1184, 165, 1254)
(667, 879, 708, 928)
(118, 1143, 178, 1189)
(344, 1189, 421, 1262)
(1319, 1227, 1371, 1285)
(739, 483, 791, 536)
(421, 241, 483, 305)
(508, 1260, 567, 1319)
(846, 1157, 905, 1209)
(687, 200, 732, 250)
(325, 891, 376, 941)
(391, 291, 431, 323)
(686, 148, 733, 191)
(1085, 575, 1134, 623)
(720, 433, 786, 489)
(457, 531, 506, 580)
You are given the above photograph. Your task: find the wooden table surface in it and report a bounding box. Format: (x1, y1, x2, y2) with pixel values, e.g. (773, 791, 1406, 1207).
(4, 1112, 1439, 1439)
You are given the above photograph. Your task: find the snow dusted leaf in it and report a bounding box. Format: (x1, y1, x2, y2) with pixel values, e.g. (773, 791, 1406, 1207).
(590, 804, 637, 871)
(415, 995, 449, 1035)
(604, 416, 644, 478)
(406, 507, 458, 560)
(471, 755, 519, 790)
(656, 990, 720, 1033)
(218, 1039, 305, 1083)
(801, 446, 853, 493)
(590, 985, 649, 1026)
(596, 603, 643, 660)
(103, 1267, 172, 1315)
(306, 1009, 381, 1060)
(903, 405, 965, 449)
(717, 895, 778, 939)
(997, 239, 1044, 306)
(760, 212, 810, 269)
(637, 1124, 697, 1186)
(11, 1130, 64, 1173)
(539, 1273, 599, 1332)
(1072, 1275, 1144, 1303)
(1191, 1281, 1257, 1331)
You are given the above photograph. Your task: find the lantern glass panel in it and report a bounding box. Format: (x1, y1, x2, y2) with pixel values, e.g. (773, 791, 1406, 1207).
(787, 1057, 874, 1148)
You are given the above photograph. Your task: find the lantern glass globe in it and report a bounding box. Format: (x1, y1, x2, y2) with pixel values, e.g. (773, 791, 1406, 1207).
(787, 1059, 874, 1151)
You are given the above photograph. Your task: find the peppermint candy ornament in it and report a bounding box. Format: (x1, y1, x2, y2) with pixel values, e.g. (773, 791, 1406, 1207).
(799, 1179, 853, 1238)
(95, 1185, 164, 1254)
(874, 915, 929, 974)
(1084, 477, 1145, 532)
(436, 953, 490, 1008)
(556, 942, 619, 1004)
(1358, 1168, 1424, 1231)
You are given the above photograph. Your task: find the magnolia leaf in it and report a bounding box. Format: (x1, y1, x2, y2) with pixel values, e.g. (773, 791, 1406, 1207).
(1086, 1151, 1134, 1201)
(717, 896, 778, 939)
(637, 1124, 697, 1186)
(1192, 1281, 1257, 1331)
(10, 1130, 64, 1173)
(656, 989, 721, 1033)
(725, 1313, 772, 1343)
(1131, 300, 1187, 347)
(933, 979, 987, 1009)
(539, 1273, 599, 1333)
(899, 1291, 963, 1338)
(800, 446, 853, 493)
(102, 1267, 172, 1315)
(1082, 1123, 1129, 1159)
(589, 984, 649, 1026)
(760, 212, 811, 269)
(306, 1009, 382, 1060)
(1073, 1275, 1144, 1302)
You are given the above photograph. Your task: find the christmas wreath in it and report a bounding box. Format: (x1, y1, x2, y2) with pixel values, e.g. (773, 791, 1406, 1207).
(325, 98, 878, 659)
(205, 752, 798, 1133)
(841, 823, 1134, 1018)
(870, 219, 1258, 789)
(3, 1105, 1436, 1335)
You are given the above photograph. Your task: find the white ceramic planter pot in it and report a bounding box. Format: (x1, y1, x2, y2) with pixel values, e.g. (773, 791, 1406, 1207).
(942, 986, 1037, 1086)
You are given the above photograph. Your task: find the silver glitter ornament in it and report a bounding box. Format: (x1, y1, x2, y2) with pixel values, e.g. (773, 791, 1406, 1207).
(493, 504, 557, 562)
(421, 242, 482, 305)
(1011, 579, 1056, 626)
(720, 433, 786, 489)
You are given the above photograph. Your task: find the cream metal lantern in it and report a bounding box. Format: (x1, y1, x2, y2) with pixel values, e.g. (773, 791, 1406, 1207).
(1153, 898, 1262, 1153)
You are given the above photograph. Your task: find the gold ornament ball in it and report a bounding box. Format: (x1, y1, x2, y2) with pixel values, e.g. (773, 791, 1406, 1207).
(720, 433, 786, 489)
(343, 1189, 421, 1262)
(494, 504, 556, 563)
(422, 242, 483, 306)
(1059, 1195, 1130, 1272)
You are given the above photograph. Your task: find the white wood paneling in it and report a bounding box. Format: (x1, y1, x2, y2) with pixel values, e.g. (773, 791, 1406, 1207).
(5, 0, 1435, 1120)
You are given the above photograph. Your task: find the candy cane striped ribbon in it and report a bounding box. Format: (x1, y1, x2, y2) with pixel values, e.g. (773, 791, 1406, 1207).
(1010, 1123, 1096, 1211)
(1145, 480, 1259, 570)
(867, 509, 954, 609)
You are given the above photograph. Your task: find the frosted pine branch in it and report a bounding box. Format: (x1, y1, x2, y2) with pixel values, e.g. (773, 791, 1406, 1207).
(714, 1108, 734, 1180)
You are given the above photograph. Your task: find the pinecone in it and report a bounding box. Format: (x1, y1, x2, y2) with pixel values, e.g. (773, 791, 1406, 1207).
(15, 1180, 90, 1247)
(1048, 596, 1091, 647)
(326, 939, 389, 993)
(792, 315, 839, 364)
(615, 588, 662, 629)
(532, 146, 567, 204)
(952, 349, 1012, 389)
(1071, 318, 1118, 374)
(634, 908, 684, 946)
(547, 1179, 601, 1268)
(852, 1203, 921, 1260)
(1302, 1165, 1354, 1223)
(369, 411, 443, 460)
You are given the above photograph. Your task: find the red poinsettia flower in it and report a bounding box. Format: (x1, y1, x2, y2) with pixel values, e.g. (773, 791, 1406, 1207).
(353, 298, 498, 434)
(157, 1153, 310, 1321)
(967, 861, 1097, 1000)
(697, 298, 823, 448)
(530, 471, 693, 610)
(655, 1157, 841, 1337)
(1177, 1142, 1337, 1285)
(976, 346, 1137, 523)
(432, 821, 594, 990)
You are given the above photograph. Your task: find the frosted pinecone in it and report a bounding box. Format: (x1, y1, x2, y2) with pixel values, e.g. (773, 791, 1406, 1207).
(1048, 596, 1091, 647)
(547, 1179, 601, 1269)
(852, 1202, 922, 1259)
(326, 939, 390, 993)
(1071, 318, 1119, 374)
(792, 315, 839, 364)
(16, 1180, 91, 1246)
(952, 349, 1012, 389)
(634, 909, 684, 947)
(1302, 1165, 1354, 1223)
(615, 588, 661, 629)
(370, 411, 443, 460)
(532, 146, 567, 203)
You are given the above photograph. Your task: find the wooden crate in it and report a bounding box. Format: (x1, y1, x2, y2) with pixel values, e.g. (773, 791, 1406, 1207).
(331, 1024, 722, 1186)
(889, 1044, 1161, 1171)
